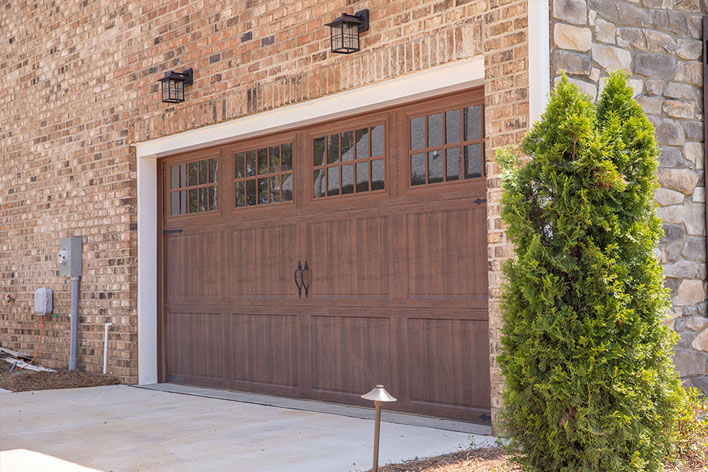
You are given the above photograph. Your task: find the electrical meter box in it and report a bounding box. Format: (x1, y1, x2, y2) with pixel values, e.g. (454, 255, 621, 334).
(34, 288, 53, 316)
(58, 236, 82, 277)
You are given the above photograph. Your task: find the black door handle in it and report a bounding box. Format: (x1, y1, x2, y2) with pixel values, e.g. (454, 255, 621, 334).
(294, 261, 302, 297)
(300, 260, 310, 298)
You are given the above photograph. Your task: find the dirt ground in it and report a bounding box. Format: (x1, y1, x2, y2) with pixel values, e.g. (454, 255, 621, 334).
(0, 360, 119, 392)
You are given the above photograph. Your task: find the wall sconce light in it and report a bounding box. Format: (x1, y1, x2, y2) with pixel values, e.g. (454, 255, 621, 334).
(158, 68, 193, 103)
(326, 9, 369, 54)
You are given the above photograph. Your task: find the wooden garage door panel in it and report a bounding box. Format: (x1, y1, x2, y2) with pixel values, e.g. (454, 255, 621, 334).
(230, 314, 299, 389)
(165, 233, 223, 299)
(304, 217, 390, 297)
(311, 315, 392, 395)
(165, 312, 226, 384)
(160, 89, 490, 423)
(406, 207, 487, 298)
(406, 317, 490, 409)
(226, 225, 298, 298)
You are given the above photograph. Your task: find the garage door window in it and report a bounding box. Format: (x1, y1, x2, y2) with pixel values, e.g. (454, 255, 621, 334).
(313, 124, 385, 198)
(410, 105, 484, 186)
(169, 157, 218, 215)
(235, 143, 293, 207)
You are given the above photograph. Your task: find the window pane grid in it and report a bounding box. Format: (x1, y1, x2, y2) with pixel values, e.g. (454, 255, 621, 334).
(313, 124, 384, 199)
(409, 105, 483, 187)
(235, 142, 293, 208)
(169, 157, 218, 216)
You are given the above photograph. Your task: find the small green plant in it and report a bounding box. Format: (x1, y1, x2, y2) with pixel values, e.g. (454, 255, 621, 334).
(672, 387, 708, 469)
(497, 72, 684, 471)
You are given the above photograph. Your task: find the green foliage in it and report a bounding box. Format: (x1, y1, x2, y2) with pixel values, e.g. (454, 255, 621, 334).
(673, 387, 708, 469)
(498, 72, 684, 472)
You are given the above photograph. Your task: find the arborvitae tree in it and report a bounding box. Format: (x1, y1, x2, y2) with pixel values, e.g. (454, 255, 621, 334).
(497, 72, 684, 472)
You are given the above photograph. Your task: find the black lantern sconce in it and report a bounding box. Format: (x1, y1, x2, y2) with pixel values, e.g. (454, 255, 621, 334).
(158, 68, 193, 103)
(326, 9, 369, 54)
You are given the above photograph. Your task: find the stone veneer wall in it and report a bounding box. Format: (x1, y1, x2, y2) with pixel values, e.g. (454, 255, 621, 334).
(551, 0, 708, 391)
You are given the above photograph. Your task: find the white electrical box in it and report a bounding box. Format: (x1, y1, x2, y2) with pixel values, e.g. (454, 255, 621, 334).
(34, 288, 53, 316)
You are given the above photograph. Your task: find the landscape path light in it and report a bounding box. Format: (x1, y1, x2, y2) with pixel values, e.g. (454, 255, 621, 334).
(361, 384, 396, 472)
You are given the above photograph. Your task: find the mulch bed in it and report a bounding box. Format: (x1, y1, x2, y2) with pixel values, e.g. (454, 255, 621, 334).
(371, 446, 705, 472)
(0, 360, 120, 392)
(372, 447, 520, 472)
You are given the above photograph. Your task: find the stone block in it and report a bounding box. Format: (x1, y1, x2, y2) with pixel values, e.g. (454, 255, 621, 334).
(565, 76, 597, 100)
(663, 260, 706, 280)
(634, 53, 677, 80)
(685, 203, 707, 235)
(594, 18, 615, 44)
(682, 121, 703, 141)
(692, 327, 708, 351)
(689, 375, 708, 395)
(617, 2, 651, 27)
(617, 27, 646, 50)
(553, 0, 588, 24)
(645, 30, 676, 54)
(657, 205, 685, 225)
(554, 24, 592, 52)
(645, 79, 665, 95)
(673, 349, 708, 376)
(554, 50, 591, 75)
(692, 187, 705, 203)
(674, 0, 701, 12)
(680, 316, 708, 332)
(676, 61, 702, 86)
(674, 279, 707, 306)
(687, 13, 703, 38)
(668, 11, 690, 35)
(638, 96, 664, 115)
(658, 146, 682, 167)
(592, 44, 631, 73)
(664, 82, 698, 100)
(683, 142, 703, 167)
(588, 0, 617, 21)
(676, 39, 702, 60)
(655, 188, 685, 206)
(649, 117, 686, 146)
(679, 329, 700, 348)
(650, 10, 669, 30)
(663, 99, 695, 119)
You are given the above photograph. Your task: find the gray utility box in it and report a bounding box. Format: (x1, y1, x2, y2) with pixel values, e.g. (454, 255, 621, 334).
(34, 288, 53, 316)
(58, 236, 82, 277)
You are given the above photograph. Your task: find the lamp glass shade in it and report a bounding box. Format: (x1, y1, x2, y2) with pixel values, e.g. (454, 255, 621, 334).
(328, 14, 362, 54)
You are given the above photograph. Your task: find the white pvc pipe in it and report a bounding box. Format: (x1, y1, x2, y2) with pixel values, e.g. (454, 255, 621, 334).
(103, 322, 113, 374)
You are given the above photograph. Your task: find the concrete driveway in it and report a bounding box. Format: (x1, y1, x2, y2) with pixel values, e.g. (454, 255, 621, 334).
(0, 385, 493, 472)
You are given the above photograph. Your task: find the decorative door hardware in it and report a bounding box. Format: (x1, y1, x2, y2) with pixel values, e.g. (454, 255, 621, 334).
(300, 260, 310, 298)
(293, 260, 311, 297)
(294, 261, 303, 297)
(163, 228, 183, 234)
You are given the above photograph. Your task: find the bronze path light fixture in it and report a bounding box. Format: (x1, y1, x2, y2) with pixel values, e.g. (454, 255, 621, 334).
(361, 384, 396, 472)
(326, 9, 369, 54)
(158, 68, 193, 103)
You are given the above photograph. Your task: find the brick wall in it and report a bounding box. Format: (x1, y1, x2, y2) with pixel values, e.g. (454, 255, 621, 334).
(1, 0, 530, 424)
(551, 0, 708, 391)
(483, 0, 529, 425)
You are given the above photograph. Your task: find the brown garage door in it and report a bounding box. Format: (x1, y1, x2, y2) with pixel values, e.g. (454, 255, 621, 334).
(158, 89, 490, 423)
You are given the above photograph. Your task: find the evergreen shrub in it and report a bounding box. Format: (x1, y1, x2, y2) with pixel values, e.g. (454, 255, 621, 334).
(497, 72, 684, 472)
